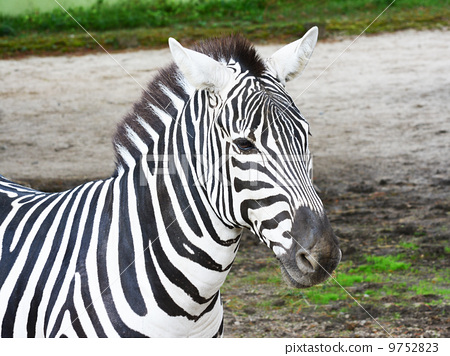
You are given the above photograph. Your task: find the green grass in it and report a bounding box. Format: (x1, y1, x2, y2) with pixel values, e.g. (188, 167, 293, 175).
(349, 254, 411, 273)
(221, 252, 449, 317)
(335, 273, 365, 286)
(399, 242, 419, 250)
(411, 280, 450, 297)
(1, 0, 449, 58)
(1, 0, 269, 33)
(409, 274, 450, 297)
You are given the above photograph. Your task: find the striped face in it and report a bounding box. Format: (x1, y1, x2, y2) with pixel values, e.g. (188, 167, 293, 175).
(170, 29, 340, 288)
(207, 71, 320, 245)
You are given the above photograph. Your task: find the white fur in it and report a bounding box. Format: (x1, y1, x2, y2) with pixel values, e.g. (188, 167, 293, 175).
(168, 37, 232, 93)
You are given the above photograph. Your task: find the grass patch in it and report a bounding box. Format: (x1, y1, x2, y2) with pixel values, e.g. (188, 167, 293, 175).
(222, 251, 449, 316)
(1, 0, 269, 33)
(237, 265, 283, 286)
(399, 242, 419, 250)
(410, 283, 450, 298)
(306, 291, 341, 305)
(1, 0, 449, 58)
(335, 273, 365, 286)
(349, 254, 411, 273)
(279, 287, 340, 306)
(409, 276, 450, 300)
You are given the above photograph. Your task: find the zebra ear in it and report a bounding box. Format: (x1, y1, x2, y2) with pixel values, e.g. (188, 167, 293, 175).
(168, 38, 232, 93)
(266, 26, 318, 85)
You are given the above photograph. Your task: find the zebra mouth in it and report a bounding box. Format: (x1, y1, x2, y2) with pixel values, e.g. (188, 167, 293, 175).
(279, 262, 310, 288)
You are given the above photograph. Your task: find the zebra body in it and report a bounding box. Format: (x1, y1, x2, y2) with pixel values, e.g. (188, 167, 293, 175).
(0, 28, 340, 337)
(0, 170, 230, 337)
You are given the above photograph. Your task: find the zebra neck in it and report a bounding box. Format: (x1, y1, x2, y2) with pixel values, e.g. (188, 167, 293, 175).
(112, 159, 241, 311)
(111, 73, 242, 307)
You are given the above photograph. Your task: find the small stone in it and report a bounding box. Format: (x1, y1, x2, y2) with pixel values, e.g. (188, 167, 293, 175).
(272, 299, 286, 307)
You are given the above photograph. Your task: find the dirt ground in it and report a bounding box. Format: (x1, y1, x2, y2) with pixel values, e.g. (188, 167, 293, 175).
(0, 29, 449, 338)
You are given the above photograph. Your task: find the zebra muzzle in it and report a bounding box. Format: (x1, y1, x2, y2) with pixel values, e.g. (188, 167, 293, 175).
(278, 207, 341, 288)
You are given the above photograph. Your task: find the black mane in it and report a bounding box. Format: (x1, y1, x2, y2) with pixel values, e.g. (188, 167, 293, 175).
(113, 34, 266, 169)
(192, 34, 266, 78)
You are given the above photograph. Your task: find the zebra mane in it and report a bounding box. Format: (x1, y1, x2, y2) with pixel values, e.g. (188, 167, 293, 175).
(113, 34, 266, 169)
(192, 34, 266, 77)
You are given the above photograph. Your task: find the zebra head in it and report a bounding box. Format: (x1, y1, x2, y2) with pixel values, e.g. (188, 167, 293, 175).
(169, 28, 341, 288)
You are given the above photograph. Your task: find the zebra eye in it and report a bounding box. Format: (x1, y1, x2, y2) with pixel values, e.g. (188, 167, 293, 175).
(234, 138, 256, 152)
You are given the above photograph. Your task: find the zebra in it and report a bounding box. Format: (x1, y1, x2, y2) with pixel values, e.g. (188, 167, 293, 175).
(0, 27, 341, 337)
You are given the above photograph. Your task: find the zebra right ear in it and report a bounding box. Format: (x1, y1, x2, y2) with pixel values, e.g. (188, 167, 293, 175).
(168, 38, 232, 93)
(266, 26, 318, 85)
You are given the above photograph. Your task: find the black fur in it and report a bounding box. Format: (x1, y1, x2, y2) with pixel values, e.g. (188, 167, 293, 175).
(192, 34, 266, 78)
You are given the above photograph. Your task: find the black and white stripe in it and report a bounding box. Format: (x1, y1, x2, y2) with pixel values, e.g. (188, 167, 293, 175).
(0, 30, 340, 337)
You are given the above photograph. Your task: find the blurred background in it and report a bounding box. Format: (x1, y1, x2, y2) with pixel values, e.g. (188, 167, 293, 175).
(1, 0, 448, 57)
(0, 0, 449, 339)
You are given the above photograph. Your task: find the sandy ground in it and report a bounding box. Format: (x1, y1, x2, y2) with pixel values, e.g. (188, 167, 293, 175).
(0, 30, 449, 338)
(1, 29, 449, 189)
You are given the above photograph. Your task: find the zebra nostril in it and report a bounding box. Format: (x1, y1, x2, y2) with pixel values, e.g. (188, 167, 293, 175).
(295, 249, 316, 273)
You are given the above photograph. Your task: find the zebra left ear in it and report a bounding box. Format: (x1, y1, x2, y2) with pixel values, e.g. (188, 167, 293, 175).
(266, 26, 318, 85)
(169, 38, 232, 93)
